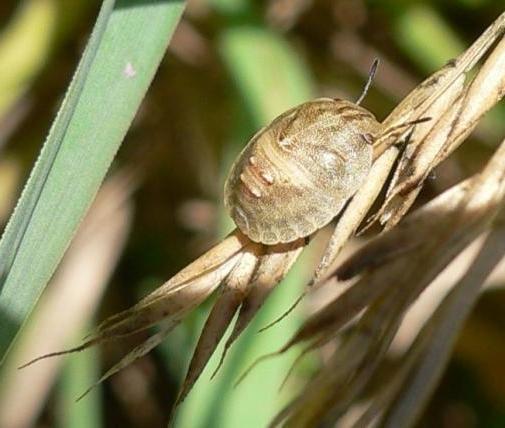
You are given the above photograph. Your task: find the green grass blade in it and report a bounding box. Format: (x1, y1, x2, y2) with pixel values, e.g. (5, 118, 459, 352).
(0, 0, 185, 362)
(394, 5, 465, 72)
(220, 26, 315, 125)
(0, 0, 114, 297)
(58, 328, 102, 428)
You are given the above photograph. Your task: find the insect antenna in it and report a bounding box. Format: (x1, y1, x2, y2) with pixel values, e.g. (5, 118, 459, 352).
(356, 58, 380, 105)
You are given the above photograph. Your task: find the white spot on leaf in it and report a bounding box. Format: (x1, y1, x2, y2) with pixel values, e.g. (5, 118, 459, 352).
(123, 62, 136, 78)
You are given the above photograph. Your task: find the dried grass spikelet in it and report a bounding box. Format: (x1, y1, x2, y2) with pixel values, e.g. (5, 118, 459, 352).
(266, 14, 505, 426)
(270, 136, 505, 427)
(19, 231, 250, 392)
(312, 11, 505, 284)
(19, 11, 505, 423)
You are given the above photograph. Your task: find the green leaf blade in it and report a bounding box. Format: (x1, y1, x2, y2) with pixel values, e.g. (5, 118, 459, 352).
(0, 0, 185, 362)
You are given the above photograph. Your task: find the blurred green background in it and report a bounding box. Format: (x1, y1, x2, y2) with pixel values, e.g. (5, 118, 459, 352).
(0, 1, 504, 427)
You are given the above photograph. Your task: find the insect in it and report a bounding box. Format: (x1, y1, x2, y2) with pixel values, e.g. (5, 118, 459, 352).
(224, 60, 423, 245)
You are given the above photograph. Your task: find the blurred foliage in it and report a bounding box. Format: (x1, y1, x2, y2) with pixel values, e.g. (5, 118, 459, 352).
(0, 0, 504, 427)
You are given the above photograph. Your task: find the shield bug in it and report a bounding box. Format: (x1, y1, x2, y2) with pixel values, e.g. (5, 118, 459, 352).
(224, 61, 427, 244)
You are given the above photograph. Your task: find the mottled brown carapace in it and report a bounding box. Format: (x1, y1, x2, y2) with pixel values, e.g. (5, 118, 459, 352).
(224, 98, 382, 244)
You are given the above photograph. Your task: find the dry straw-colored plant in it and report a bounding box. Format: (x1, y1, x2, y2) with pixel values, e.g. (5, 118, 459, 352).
(21, 11, 505, 427)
